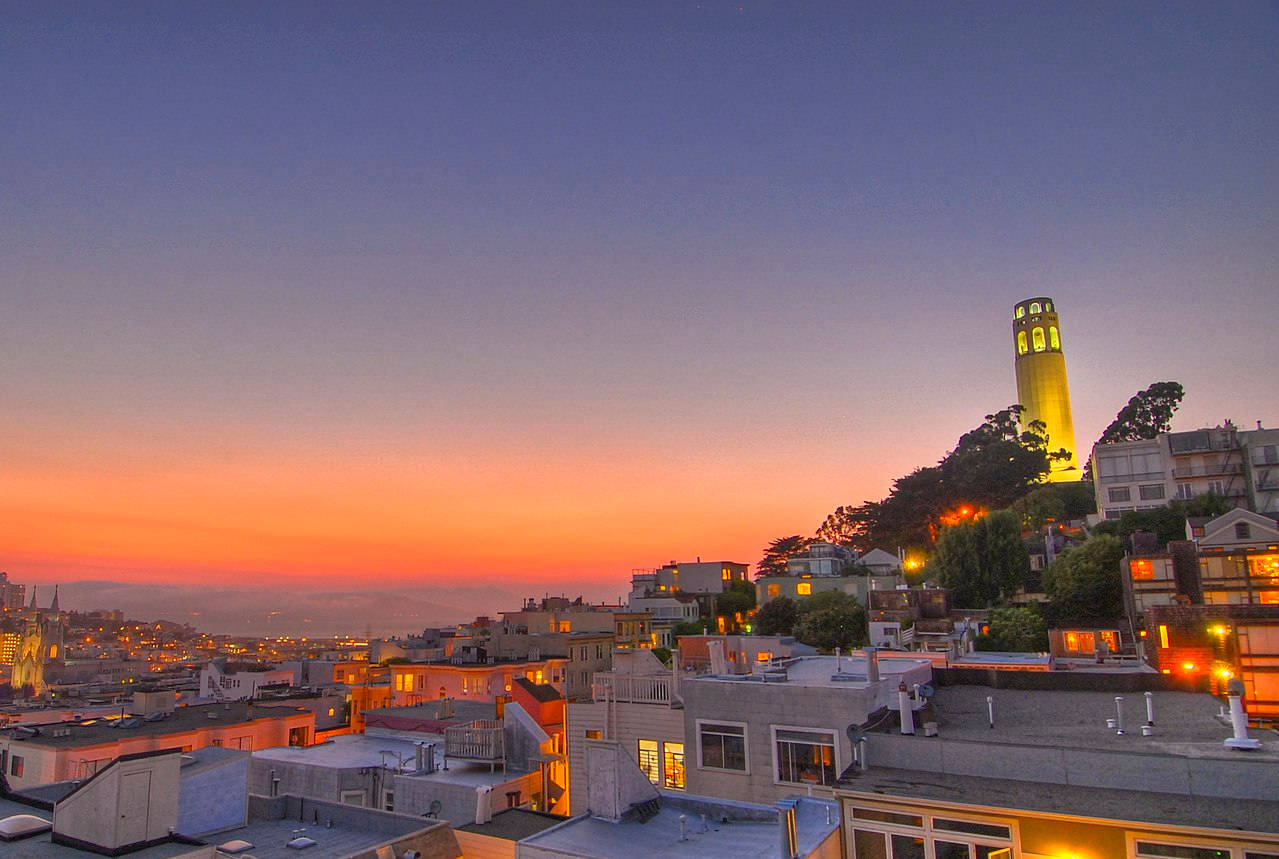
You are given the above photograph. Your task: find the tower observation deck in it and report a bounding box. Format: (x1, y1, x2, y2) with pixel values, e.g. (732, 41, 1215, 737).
(1012, 297, 1078, 482)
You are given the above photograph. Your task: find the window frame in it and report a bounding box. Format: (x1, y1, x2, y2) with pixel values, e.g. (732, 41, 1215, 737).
(696, 718, 749, 774)
(1126, 831, 1279, 859)
(770, 723, 839, 788)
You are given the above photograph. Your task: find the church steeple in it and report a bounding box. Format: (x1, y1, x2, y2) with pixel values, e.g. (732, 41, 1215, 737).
(29, 586, 37, 610)
(50, 585, 59, 614)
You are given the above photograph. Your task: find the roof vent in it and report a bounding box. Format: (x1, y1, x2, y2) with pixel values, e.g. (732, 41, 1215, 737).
(218, 839, 255, 853)
(0, 814, 53, 842)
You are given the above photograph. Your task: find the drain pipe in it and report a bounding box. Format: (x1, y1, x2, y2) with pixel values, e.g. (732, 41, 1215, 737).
(1115, 696, 1125, 735)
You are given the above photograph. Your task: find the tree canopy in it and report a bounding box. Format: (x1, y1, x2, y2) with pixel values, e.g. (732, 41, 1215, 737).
(1084, 381, 1184, 479)
(1043, 535, 1125, 624)
(974, 606, 1048, 652)
(1090, 495, 1234, 545)
(817, 406, 1065, 555)
(931, 510, 1029, 608)
(755, 535, 813, 578)
(754, 595, 799, 636)
(792, 590, 867, 652)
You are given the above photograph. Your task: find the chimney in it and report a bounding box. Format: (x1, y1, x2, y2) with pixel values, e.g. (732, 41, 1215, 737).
(864, 647, 880, 682)
(898, 683, 915, 735)
(1224, 679, 1261, 750)
(474, 785, 494, 824)
(708, 640, 728, 675)
(778, 798, 800, 859)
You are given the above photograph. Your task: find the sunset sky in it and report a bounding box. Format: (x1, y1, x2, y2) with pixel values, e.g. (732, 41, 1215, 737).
(3, 3, 1277, 632)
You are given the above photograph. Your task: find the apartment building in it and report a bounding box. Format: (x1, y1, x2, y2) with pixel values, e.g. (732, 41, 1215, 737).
(1092, 421, 1279, 520)
(389, 655, 567, 706)
(199, 658, 294, 701)
(501, 596, 654, 650)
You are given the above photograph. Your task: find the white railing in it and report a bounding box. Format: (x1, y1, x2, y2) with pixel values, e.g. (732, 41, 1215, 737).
(591, 672, 676, 705)
(444, 720, 504, 761)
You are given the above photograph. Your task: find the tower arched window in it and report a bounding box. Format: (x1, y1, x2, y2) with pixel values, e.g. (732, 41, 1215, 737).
(1029, 302, 1042, 314)
(1016, 306, 1025, 319)
(1049, 326, 1060, 349)
(1044, 301, 1052, 312)
(1032, 327, 1046, 352)
(1017, 331, 1028, 355)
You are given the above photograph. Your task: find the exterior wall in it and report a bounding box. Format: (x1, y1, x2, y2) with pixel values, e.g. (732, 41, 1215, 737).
(455, 829, 516, 859)
(54, 753, 182, 850)
(0, 711, 313, 788)
(757, 575, 894, 607)
(177, 754, 250, 836)
(566, 700, 685, 816)
(838, 791, 1279, 859)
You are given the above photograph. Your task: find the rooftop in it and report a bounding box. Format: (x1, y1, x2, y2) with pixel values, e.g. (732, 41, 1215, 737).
(687, 654, 933, 690)
(457, 807, 568, 840)
(253, 734, 515, 788)
(520, 794, 839, 859)
(927, 685, 1279, 760)
(1, 702, 310, 749)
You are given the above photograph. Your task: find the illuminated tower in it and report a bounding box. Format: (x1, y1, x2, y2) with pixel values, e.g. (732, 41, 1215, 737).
(1012, 297, 1078, 482)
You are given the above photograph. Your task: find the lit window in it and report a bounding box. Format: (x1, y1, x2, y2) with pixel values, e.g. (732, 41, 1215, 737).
(1049, 326, 1059, 349)
(722, 568, 730, 581)
(796, 583, 812, 596)
(663, 742, 685, 790)
(1044, 301, 1052, 311)
(1032, 327, 1046, 352)
(585, 729, 602, 740)
(1016, 305, 1025, 319)
(1064, 632, 1079, 650)
(699, 722, 747, 771)
(327, 708, 335, 717)
(638, 739, 660, 784)
(1100, 631, 1118, 652)
(1029, 302, 1041, 314)
(1158, 625, 1170, 649)
(1016, 331, 1027, 355)
(1131, 559, 1154, 580)
(774, 728, 836, 786)
(767, 584, 780, 598)
(1259, 591, 1279, 604)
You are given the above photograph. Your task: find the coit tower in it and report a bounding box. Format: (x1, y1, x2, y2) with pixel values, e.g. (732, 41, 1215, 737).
(1012, 297, 1078, 482)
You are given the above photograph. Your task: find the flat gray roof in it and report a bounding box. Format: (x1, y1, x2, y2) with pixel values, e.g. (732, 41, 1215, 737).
(2, 702, 306, 749)
(841, 767, 1279, 835)
(687, 655, 932, 689)
(520, 796, 838, 858)
(253, 735, 516, 788)
(929, 685, 1279, 760)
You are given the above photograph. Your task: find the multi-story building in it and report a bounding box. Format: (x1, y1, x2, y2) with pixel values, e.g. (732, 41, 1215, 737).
(199, 658, 295, 701)
(388, 655, 567, 707)
(0, 693, 314, 789)
(0, 571, 26, 611)
(629, 559, 750, 618)
(1092, 421, 1279, 520)
(501, 596, 654, 650)
(488, 628, 614, 701)
(567, 650, 932, 812)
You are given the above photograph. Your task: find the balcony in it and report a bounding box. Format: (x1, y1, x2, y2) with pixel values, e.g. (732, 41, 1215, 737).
(1171, 463, 1244, 478)
(592, 672, 679, 706)
(444, 720, 504, 764)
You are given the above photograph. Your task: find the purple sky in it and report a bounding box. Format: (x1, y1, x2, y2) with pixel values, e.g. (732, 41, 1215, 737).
(2, 2, 1277, 633)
